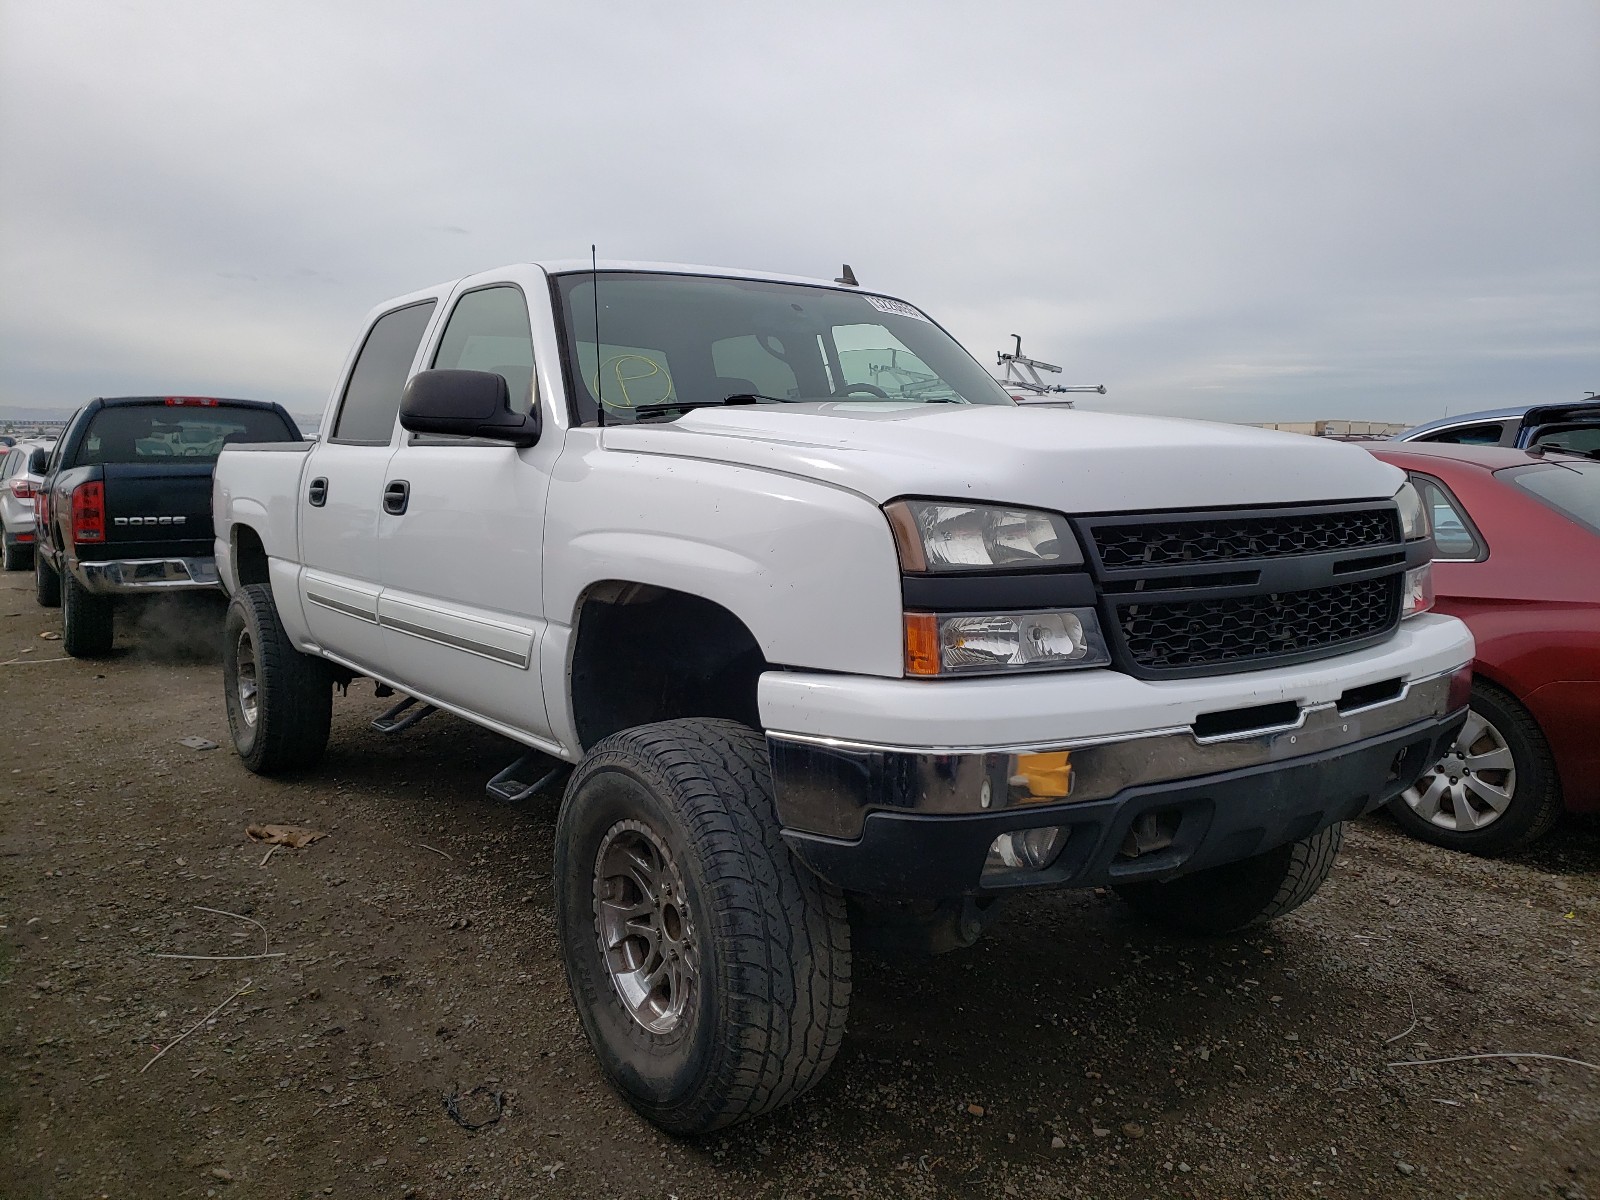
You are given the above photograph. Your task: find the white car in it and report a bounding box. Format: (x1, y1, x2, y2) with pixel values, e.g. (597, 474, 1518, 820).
(0, 440, 53, 571)
(212, 261, 1474, 1134)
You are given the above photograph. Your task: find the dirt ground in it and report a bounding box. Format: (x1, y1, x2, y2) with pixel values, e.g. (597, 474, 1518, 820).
(1, 572, 1596, 1200)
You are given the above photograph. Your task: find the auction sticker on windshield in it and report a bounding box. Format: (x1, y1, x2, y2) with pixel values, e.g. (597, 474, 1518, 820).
(865, 296, 930, 322)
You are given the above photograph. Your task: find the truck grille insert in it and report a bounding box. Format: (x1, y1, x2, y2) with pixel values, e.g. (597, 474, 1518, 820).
(1092, 508, 1397, 570)
(1117, 576, 1400, 672)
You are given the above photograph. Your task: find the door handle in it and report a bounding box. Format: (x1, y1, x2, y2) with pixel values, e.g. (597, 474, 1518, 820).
(382, 479, 410, 516)
(308, 477, 328, 507)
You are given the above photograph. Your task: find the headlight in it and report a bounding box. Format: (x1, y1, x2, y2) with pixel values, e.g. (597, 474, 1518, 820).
(905, 607, 1111, 676)
(885, 500, 1082, 572)
(1395, 481, 1429, 541)
(1401, 563, 1435, 619)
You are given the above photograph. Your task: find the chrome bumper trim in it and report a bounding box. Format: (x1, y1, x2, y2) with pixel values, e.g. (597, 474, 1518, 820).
(76, 557, 222, 594)
(768, 668, 1460, 840)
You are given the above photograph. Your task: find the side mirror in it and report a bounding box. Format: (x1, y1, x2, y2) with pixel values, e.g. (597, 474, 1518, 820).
(28, 447, 50, 474)
(399, 369, 541, 446)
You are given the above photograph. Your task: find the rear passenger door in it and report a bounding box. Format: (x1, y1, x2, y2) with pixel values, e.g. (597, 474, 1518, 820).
(376, 275, 556, 740)
(298, 299, 437, 673)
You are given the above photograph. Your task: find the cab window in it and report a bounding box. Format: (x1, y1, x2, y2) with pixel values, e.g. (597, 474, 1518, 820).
(431, 286, 536, 415)
(80, 404, 295, 464)
(331, 301, 437, 444)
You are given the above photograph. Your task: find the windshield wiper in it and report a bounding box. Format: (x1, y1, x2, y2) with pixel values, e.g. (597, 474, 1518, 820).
(1529, 443, 1600, 462)
(629, 392, 795, 418)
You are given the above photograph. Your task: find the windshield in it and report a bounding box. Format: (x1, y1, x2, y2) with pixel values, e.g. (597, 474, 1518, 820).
(1499, 461, 1600, 535)
(554, 272, 1014, 423)
(80, 403, 296, 464)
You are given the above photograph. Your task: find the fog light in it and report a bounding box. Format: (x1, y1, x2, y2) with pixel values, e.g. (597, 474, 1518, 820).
(983, 826, 1071, 879)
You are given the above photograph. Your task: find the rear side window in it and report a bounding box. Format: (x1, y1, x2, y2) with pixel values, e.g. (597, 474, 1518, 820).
(79, 405, 296, 465)
(332, 301, 437, 443)
(1410, 473, 1485, 561)
(1421, 422, 1503, 446)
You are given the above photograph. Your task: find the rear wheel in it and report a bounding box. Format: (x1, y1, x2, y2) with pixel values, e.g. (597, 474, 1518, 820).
(223, 583, 332, 773)
(1114, 823, 1343, 935)
(62, 573, 114, 657)
(554, 718, 851, 1134)
(2, 535, 29, 572)
(1386, 680, 1562, 856)
(35, 551, 60, 607)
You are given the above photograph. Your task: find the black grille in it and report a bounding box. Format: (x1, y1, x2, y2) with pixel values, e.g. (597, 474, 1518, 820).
(1117, 577, 1400, 672)
(1092, 508, 1397, 570)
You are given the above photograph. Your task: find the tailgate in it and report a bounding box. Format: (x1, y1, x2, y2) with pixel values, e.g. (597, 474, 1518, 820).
(93, 462, 215, 560)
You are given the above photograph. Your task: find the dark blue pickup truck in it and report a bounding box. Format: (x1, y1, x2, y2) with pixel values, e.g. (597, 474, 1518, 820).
(32, 396, 300, 656)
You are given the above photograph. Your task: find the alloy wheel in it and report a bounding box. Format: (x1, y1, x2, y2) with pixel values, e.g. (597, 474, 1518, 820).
(234, 629, 260, 728)
(1402, 708, 1517, 832)
(592, 819, 698, 1034)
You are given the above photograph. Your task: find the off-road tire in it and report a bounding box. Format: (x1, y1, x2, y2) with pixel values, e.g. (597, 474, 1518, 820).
(35, 550, 60, 607)
(554, 718, 851, 1135)
(224, 583, 332, 774)
(1115, 822, 1344, 935)
(62, 573, 114, 658)
(1386, 680, 1563, 856)
(2, 535, 29, 572)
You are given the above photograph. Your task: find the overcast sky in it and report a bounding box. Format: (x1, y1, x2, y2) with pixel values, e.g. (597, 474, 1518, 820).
(2, 0, 1596, 424)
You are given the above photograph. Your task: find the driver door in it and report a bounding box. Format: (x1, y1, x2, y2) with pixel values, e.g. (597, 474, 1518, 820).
(376, 274, 557, 739)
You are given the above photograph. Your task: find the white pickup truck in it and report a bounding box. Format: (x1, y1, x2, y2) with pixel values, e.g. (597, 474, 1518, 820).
(213, 261, 1473, 1133)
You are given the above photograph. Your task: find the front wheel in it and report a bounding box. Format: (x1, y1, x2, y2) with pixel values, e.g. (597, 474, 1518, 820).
(62, 573, 114, 657)
(554, 718, 852, 1135)
(1386, 680, 1562, 856)
(1114, 823, 1343, 935)
(223, 583, 332, 774)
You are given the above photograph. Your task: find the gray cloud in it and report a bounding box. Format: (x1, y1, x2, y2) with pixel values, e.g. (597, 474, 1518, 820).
(2, 0, 1595, 423)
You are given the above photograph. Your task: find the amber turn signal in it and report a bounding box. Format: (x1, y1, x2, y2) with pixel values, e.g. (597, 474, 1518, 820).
(904, 612, 940, 676)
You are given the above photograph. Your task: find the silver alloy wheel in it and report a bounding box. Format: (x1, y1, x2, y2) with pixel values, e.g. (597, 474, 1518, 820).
(234, 629, 260, 728)
(1402, 708, 1517, 832)
(592, 819, 698, 1034)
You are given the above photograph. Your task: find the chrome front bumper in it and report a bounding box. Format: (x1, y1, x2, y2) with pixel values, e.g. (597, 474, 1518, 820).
(75, 556, 222, 595)
(770, 665, 1469, 840)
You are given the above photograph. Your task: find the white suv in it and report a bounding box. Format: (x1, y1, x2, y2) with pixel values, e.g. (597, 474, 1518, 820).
(0, 440, 53, 571)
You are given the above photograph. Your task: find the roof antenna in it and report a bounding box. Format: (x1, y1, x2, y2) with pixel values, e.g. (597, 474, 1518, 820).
(591, 244, 605, 427)
(834, 263, 858, 287)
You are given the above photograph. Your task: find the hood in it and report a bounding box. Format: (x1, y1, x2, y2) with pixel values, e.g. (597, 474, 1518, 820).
(601, 403, 1403, 513)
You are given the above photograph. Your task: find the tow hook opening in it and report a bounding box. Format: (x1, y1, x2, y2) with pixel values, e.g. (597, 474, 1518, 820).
(1119, 808, 1183, 860)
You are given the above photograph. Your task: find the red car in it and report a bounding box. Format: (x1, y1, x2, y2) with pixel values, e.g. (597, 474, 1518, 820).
(1367, 443, 1600, 854)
